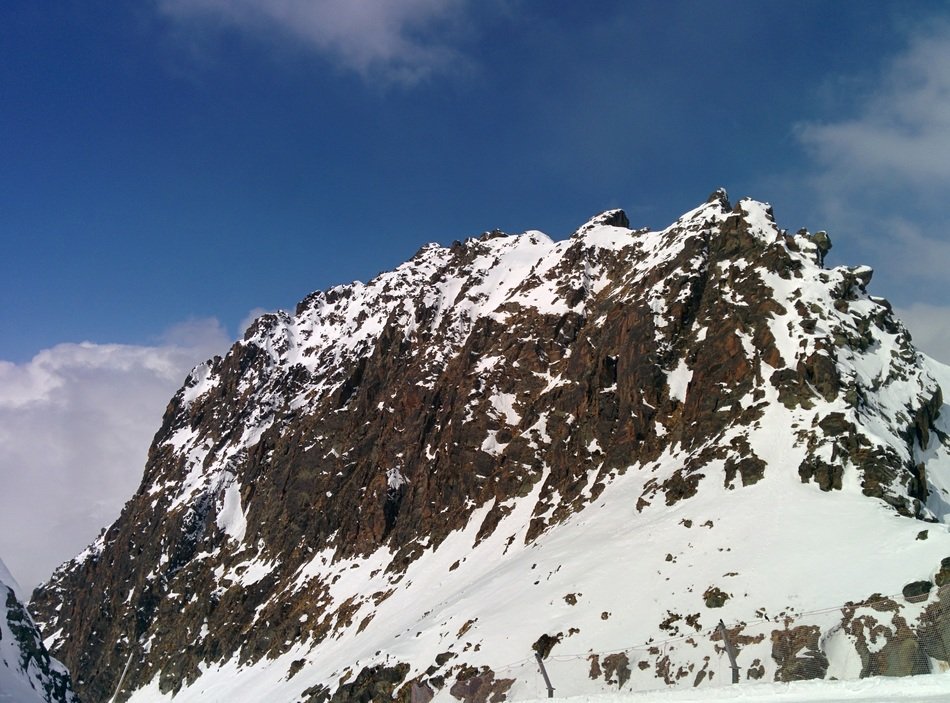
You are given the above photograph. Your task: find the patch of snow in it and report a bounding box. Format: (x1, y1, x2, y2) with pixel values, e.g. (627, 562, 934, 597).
(481, 431, 509, 457)
(181, 361, 219, 407)
(667, 357, 692, 403)
(386, 467, 407, 490)
(516, 674, 950, 703)
(216, 473, 247, 544)
(489, 392, 521, 426)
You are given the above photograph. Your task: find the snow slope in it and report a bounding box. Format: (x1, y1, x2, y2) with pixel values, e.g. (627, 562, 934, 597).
(517, 673, 950, 703)
(114, 437, 950, 701)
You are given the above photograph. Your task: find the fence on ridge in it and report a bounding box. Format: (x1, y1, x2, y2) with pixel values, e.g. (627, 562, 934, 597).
(435, 581, 950, 701)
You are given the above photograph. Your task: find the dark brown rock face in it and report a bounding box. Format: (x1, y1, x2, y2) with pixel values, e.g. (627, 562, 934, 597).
(29, 193, 949, 701)
(838, 595, 932, 678)
(771, 625, 829, 681)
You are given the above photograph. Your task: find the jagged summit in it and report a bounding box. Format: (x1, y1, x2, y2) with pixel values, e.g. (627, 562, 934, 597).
(706, 186, 731, 208)
(573, 208, 631, 235)
(31, 192, 950, 703)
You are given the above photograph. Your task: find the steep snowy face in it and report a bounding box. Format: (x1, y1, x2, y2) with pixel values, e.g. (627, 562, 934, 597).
(0, 558, 77, 703)
(31, 192, 950, 703)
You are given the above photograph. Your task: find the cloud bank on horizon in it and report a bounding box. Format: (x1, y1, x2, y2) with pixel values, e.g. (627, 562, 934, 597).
(0, 319, 232, 591)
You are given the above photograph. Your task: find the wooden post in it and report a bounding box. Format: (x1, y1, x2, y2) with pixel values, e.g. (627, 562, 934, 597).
(716, 620, 740, 684)
(534, 652, 555, 698)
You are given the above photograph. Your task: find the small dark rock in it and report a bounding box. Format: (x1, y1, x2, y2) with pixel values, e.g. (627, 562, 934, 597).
(902, 580, 933, 602)
(532, 633, 563, 660)
(703, 587, 730, 609)
(772, 625, 828, 681)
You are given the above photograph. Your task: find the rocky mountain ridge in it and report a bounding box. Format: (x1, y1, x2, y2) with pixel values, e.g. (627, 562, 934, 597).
(0, 558, 77, 702)
(30, 191, 950, 702)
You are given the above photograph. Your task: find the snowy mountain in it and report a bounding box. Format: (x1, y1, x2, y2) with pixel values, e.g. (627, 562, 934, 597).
(0, 558, 77, 702)
(30, 191, 950, 702)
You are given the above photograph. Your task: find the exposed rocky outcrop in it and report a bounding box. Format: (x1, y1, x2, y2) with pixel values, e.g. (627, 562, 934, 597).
(771, 625, 829, 681)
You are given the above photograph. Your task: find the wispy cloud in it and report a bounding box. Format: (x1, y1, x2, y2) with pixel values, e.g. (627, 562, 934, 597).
(794, 20, 950, 366)
(157, 0, 472, 84)
(797, 22, 950, 192)
(881, 217, 950, 282)
(0, 319, 232, 592)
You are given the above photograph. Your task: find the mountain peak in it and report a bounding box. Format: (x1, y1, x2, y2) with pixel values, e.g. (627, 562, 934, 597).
(572, 208, 631, 236)
(31, 192, 950, 703)
(707, 186, 731, 209)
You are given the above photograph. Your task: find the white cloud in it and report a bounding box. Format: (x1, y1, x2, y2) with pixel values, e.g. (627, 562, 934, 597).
(793, 20, 950, 363)
(797, 23, 950, 190)
(879, 217, 950, 283)
(0, 319, 232, 593)
(157, 0, 471, 84)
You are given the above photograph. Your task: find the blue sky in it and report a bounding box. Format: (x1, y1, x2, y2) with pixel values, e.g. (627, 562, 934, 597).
(3, 1, 950, 588)
(4, 1, 949, 361)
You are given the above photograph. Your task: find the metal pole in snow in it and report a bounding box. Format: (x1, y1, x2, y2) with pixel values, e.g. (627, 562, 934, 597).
(108, 649, 135, 703)
(534, 652, 555, 698)
(717, 619, 740, 684)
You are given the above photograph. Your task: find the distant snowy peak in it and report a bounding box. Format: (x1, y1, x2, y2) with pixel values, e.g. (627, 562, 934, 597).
(0, 555, 23, 601)
(572, 208, 630, 234)
(0, 558, 77, 703)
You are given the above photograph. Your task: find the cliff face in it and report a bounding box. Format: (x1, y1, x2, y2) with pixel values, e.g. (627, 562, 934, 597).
(30, 191, 950, 702)
(0, 558, 78, 703)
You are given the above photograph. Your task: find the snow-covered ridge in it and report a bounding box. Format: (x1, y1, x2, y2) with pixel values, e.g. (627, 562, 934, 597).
(31, 190, 950, 703)
(170, 194, 789, 425)
(147, 205, 684, 512)
(1, 558, 77, 702)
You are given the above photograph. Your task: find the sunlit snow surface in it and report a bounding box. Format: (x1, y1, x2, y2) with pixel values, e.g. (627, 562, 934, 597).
(518, 673, 950, 702)
(123, 449, 950, 702)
